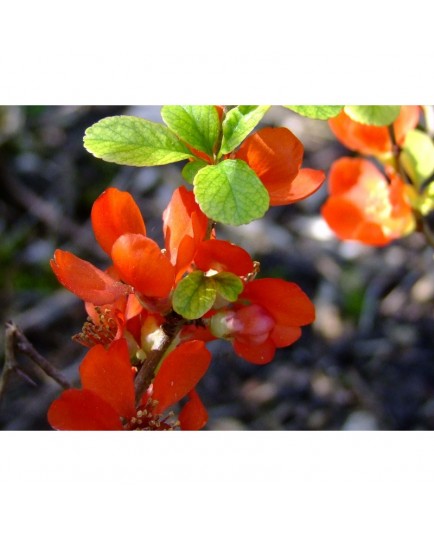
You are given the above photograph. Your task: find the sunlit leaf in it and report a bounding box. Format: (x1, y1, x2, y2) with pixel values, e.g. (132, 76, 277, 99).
(193, 159, 269, 225)
(344, 106, 401, 126)
(84, 116, 192, 166)
(284, 105, 343, 120)
(220, 105, 270, 155)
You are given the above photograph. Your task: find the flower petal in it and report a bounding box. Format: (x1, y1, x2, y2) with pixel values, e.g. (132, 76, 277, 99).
(194, 239, 254, 276)
(79, 339, 136, 420)
(241, 279, 315, 327)
(235, 127, 304, 205)
(233, 338, 275, 364)
(328, 157, 384, 195)
(178, 390, 208, 430)
(91, 188, 146, 256)
(266, 168, 325, 205)
(163, 186, 208, 279)
(111, 233, 176, 298)
(236, 127, 303, 180)
(321, 196, 367, 239)
(50, 249, 129, 305)
(270, 325, 302, 348)
(47, 389, 123, 430)
(152, 340, 211, 413)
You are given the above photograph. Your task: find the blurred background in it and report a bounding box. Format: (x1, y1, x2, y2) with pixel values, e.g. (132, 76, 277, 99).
(1, 105, 434, 431)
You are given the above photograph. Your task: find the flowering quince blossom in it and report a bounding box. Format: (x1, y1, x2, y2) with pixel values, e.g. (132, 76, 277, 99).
(47, 339, 211, 431)
(328, 106, 420, 157)
(234, 127, 326, 206)
(51, 188, 175, 304)
(209, 278, 315, 364)
(321, 157, 416, 246)
(51, 186, 208, 322)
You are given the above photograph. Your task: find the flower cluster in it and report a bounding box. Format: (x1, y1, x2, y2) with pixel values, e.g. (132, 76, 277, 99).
(48, 109, 322, 431)
(322, 106, 421, 246)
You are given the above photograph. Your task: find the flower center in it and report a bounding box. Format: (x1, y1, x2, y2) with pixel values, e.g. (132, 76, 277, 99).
(73, 306, 117, 348)
(123, 398, 179, 431)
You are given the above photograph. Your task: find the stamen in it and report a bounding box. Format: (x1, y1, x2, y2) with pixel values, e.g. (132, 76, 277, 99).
(123, 397, 179, 431)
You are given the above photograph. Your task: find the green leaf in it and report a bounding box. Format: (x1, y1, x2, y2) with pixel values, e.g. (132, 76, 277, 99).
(181, 160, 208, 184)
(400, 129, 434, 187)
(193, 159, 269, 226)
(83, 116, 193, 166)
(172, 271, 217, 320)
(161, 105, 221, 156)
(418, 181, 434, 215)
(212, 272, 243, 302)
(344, 106, 401, 126)
(284, 105, 343, 120)
(220, 105, 270, 155)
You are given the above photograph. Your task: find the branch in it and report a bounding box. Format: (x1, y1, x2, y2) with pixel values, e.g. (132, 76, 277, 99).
(134, 316, 185, 406)
(0, 321, 71, 405)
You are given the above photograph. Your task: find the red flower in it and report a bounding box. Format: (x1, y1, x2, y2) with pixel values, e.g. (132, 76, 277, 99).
(321, 157, 416, 245)
(47, 338, 211, 431)
(328, 106, 420, 156)
(234, 127, 326, 206)
(51, 188, 178, 304)
(210, 278, 315, 364)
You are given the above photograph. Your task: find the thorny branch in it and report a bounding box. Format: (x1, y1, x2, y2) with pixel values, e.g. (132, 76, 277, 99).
(0, 321, 71, 405)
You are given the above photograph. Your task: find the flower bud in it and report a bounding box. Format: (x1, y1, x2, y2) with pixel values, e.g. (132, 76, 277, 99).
(210, 304, 275, 345)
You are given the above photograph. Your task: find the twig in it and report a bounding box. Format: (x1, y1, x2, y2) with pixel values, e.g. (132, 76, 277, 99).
(134, 318, 185, 406)
(0, 321, 71, 405)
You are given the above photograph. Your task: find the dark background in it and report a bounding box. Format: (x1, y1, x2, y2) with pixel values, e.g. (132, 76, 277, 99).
(1, 105, 434, 431)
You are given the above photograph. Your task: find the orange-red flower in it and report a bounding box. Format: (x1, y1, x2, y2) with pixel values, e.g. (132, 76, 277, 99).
(328, 106, 420, 157)
(234, 127, 326, 206)
(47, 338, 211, 431)
(51, 187, 195, 305)
(209, 278, 315, 364)
(321, 157, 416, 246)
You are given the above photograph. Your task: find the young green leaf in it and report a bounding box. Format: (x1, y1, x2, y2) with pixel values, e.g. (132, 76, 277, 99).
(161, 105, 221, 157)
(172, 271, 217, 320)
(83, 116, 193, 166)
(220, 105, 270, 155)
(344, 106, 401, 126)
(400, 129, 434, 187)
(181, 160, 208, 184)
(193, 159, 269, 226)
(212, 272, 244, 302)
(284, 106, 343, 120)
